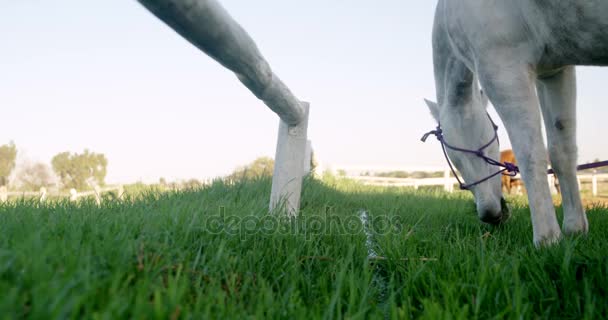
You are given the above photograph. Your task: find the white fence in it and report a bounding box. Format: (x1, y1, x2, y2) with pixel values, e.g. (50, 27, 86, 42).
(577, 173, 607, 197)
(138, 0, 312, 217)
(0, 185, 125, 205)
(346, 171, 456, 193)
(327, 165, 608, 196)
(322, 165, 456, 192)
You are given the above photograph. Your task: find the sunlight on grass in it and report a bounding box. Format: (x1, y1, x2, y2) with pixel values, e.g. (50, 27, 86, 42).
(0, 177, 606, 318)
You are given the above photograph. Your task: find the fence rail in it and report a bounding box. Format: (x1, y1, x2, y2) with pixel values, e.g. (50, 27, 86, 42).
(0, 185, 125, 205)
(346, 172, 457, 192)
(329, 164, 608, 197)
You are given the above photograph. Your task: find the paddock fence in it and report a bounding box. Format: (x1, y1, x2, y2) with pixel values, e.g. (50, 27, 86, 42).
(324, 164, 608, 197)
(0, 185, 125, 205)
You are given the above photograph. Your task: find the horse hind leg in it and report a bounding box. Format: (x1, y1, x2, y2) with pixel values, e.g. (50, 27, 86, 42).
(537, 66, 588, 235)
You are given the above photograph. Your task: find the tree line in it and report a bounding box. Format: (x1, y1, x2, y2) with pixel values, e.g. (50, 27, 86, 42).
(0, 142, 107, 191)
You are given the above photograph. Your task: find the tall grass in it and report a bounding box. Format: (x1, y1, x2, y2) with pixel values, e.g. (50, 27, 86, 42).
(0, 177, 606, 319)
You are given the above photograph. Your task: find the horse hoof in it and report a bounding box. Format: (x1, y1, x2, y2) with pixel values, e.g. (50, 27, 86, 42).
(563, 214, 589, 235)
(534, 229, 563, 248)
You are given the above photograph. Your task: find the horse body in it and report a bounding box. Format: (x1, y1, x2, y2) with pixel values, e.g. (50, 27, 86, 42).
(427, 0, 606, 246)
(440, 0, 608, 70)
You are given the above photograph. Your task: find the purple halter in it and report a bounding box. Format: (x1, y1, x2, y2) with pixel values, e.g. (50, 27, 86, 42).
(421, 115, 519, 190)
(422, 114, 608, 190)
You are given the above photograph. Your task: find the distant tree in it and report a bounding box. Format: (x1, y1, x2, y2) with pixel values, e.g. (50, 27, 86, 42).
(15, 162, 55, 191)
(229, 157, 274, 180)
(410, 171, 442, 179)
(51, 150, 108, 190)
(159, 177, 167, 186)
(0, 142, 17, 186)
(374, 170, 445, 179)
(377, 171, 410, 178)
(183, 178, 203, 189)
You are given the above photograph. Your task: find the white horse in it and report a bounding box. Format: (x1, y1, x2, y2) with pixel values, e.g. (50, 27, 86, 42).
(425, 1, 608, 246)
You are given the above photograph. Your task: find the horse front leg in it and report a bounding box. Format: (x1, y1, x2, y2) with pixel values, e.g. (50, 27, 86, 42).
(479, 63, 562, 246)
(537, 66, 588, 235)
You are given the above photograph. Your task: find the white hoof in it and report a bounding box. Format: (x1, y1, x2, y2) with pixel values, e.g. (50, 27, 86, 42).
(534, 228, 563, 248)
(563, 212, 589, 235)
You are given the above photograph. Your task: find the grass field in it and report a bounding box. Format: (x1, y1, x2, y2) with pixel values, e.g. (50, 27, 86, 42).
(1, 177, 607, 319)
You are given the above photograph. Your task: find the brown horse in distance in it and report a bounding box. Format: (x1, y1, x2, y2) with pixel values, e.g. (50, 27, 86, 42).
(501, 149, 560, 195)
(500, 150, 522, 194)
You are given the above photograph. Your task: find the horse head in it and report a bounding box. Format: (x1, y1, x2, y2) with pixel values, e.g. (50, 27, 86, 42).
(424, 91, 509, 224)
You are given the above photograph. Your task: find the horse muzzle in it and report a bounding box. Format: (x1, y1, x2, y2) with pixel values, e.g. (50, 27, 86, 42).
(478, 197, 510, 225)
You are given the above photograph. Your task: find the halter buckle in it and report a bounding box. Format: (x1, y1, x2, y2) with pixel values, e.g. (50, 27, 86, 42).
(420, 127, 442, 142)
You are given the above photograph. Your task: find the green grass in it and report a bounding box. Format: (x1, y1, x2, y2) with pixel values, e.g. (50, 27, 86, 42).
(1, 177, 607, 319)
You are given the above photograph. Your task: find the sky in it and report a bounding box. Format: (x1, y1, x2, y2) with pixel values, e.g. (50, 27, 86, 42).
(1, 0, 607, 184)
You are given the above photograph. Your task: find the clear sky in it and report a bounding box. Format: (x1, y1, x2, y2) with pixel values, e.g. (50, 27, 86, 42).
(1, 0, 607, 184)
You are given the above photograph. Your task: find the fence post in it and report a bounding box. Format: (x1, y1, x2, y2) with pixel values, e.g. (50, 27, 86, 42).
(444, 169, 453, 193)
(118, 185, 125, 200)
(270, 102, 310, 217)
(94, 186, 102, 206)
(548, 175, 558, 195)
(592, 170, 598, 197)
(303, 140, 313, 175)
(70, 189, 78, 202)
(0, 186, 7, 203)
(39, 187, 47, 203)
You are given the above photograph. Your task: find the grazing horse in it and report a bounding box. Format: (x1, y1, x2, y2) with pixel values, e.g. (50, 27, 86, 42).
(424, 1, 607, 246)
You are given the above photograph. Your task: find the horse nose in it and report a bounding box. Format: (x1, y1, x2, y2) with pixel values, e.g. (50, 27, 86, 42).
(477, 199, 505, 225)
(480, 210, 502, 225)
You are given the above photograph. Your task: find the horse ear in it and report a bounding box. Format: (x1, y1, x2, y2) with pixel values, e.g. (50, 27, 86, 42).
(480, 90, 489, 108)
(424, 99, 439, 121)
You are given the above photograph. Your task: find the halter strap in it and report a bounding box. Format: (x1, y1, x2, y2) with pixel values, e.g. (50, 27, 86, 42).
(421, 114, 518, 190)
(548, 161, 608, 174)
(422, 114, 608, 190)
